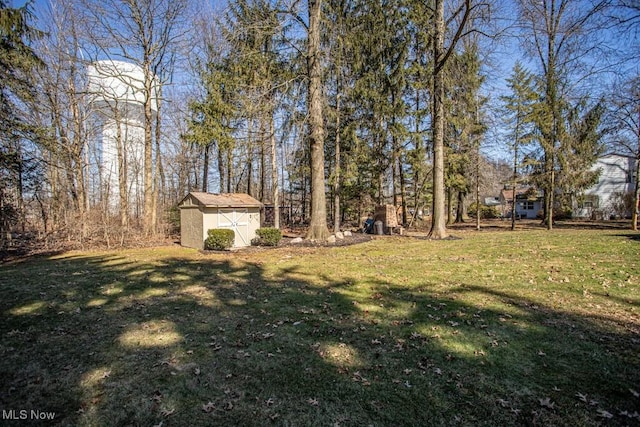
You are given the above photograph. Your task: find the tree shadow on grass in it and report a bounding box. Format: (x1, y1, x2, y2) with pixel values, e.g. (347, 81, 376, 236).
(612, 233, 640, 242)
(0, 249, 638, 426)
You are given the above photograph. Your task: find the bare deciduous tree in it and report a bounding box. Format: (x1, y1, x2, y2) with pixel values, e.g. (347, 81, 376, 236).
(306, 0, 330, 240)
(77, 0, 190, 235)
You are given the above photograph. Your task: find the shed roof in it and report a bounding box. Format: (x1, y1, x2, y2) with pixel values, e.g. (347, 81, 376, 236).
(179, 192, 263, 208)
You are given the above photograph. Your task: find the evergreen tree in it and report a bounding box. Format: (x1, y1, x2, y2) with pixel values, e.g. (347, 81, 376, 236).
(185, 57, 237, 193)
(445, 41, 486, 225)
(516, 0, 610, 229)
(0, 0, 43, 248)
(349, 0, 409, 205)
(556, 100, 606, 215)
(500, 62, 537, 229)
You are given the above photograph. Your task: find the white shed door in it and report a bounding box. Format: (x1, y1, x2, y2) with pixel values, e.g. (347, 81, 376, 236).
(218, 209, 249, 246)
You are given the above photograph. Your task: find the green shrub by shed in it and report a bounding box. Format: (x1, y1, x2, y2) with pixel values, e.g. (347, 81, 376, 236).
(252, 227, 282, 246)
(204, 228, 235, 250)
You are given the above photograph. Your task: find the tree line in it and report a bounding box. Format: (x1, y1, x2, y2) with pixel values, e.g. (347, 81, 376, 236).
(1, 0, 639, 251)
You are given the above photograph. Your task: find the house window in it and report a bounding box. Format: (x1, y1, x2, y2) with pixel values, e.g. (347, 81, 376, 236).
(578, 196, 599, 209)
(521, 201, 535, 210)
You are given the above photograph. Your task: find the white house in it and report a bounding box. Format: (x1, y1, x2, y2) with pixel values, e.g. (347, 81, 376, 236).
(499, 187, 544, 219)
(574, 154, 636, 219)
(179, 192, 262, 249)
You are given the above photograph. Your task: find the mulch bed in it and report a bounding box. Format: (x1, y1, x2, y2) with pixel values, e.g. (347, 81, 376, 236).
(280, 232, 374, 247)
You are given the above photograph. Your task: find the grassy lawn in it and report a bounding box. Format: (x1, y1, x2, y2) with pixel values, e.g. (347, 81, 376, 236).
(1, 229, 638, 426)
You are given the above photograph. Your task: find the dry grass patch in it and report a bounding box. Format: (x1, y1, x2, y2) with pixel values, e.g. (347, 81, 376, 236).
(1, 229, 638, 426)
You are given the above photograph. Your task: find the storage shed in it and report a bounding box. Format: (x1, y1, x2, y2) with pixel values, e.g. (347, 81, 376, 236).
(178, 192, 262, 249)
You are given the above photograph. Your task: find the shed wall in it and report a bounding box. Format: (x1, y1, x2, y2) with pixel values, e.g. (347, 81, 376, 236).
(180, 207, 204, 249)
(201, 207, 261, 247)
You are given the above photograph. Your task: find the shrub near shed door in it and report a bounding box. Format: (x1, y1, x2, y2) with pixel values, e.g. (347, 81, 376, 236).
(204, 229, 235, 250)
(252, 227, 282, 246)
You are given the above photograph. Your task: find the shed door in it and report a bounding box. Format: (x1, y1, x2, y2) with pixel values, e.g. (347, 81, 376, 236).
(219, 209, 249, 246)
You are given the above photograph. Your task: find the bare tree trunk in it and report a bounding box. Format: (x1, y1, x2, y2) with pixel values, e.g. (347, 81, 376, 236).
(218, 143, 226, 193)
(306, 0, 329, 240)
(429, 0, 472, 238)
(633, 113, 640, 230)
(399, 155, 407, 226)
(152, 89, 163, 229)
(429, 0, 449, 239)
(247, 118, 254, 197)
(227, 148, 233, 193)
(475, 149, 480, 231)
(456, 191, 465, 223)
(334, 94, 341, 233)
(512, 142, 518, 230)
(633, 154, 639, 231)
(115, 109, 128, 229)
(544, 150, 555, 230)
(447, 187, 454, 225)
(260, 119, 266, 202)
(202, 143, 210, 192)
(142, 60, 154, 235)
(270, 114, 280, 229)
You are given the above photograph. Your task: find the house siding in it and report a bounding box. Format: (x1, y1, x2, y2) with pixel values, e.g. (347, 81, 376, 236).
(575, 154, 635, 218)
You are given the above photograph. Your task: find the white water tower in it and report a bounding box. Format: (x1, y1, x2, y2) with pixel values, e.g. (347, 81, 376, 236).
(87, 60, 158, 213)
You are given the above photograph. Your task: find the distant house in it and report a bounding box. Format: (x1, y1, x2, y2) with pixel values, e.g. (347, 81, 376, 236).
(574, 154, 636, 219)
(499, 187, 543, 219)
(178, 192, 262, 249)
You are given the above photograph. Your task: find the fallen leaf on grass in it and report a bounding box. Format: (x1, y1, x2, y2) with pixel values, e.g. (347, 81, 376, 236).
(539, 397, 555, 409)
(409, 332, 423, 340)
(202, 402, 216, 413)
(160, 408, 175, 417)
(597, 409, 613, 419)
(619, 410, 640, 419)
(351, 371, 371, 385)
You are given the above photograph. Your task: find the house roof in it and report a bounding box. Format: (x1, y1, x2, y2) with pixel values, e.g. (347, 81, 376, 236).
(179, 192, 263, 208)
(484, 197, 501, 206)
(500, 187, 542, 203)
